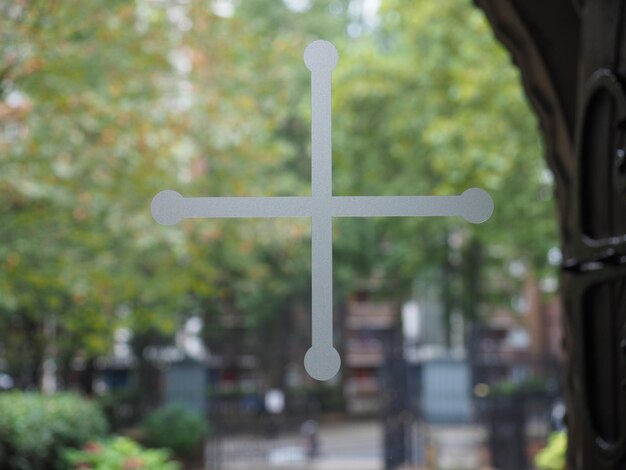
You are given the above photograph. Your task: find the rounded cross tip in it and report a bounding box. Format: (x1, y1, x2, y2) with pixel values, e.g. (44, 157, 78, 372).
(461, 188, 494, 224)
(304, 346, 341, 381)
(151, 190, 183, 225)
(304, 40, 339, 72)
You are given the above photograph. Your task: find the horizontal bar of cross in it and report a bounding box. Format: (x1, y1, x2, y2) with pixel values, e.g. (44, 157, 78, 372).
(151, 188, 493, 225)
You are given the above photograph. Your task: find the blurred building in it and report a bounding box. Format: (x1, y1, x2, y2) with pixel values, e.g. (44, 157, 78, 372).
(343, 298, 397, 414)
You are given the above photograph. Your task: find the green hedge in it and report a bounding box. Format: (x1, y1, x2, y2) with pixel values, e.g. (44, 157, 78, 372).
(141, 404, 207, 456)
(0, 392, 107, 470)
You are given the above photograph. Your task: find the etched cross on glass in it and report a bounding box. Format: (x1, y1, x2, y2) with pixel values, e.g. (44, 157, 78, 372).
(151, 40, 494, 381)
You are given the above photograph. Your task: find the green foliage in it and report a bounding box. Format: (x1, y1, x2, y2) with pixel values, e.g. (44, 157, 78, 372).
(141, 404, 207, 456)
(333, 0, 557, 302)
(64, 436, 180, 470)
(0, 0, 558, 388)
(534, 431, 566, 470)
(1, 0, 192, 387)
(0, 392, 107, 470)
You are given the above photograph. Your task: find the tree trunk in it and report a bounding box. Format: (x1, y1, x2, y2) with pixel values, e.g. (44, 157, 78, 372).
(78, 358, 96, 396)
(132, 331, 163, 418)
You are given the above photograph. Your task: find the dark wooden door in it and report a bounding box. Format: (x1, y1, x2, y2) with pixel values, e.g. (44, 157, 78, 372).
(565, 3, 626, 466)
(474, 0, 626, 467)
(566, 68, 626, 468)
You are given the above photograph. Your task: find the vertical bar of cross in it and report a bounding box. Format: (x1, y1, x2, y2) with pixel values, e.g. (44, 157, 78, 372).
(304, 40, 341, 380)
(310, 41, 334, 349)
(310, 43, 334, 199)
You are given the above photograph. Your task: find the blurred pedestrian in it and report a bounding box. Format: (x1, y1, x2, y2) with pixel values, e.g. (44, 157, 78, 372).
(265, 389, 285, 438)
(300, 419, 319, 460)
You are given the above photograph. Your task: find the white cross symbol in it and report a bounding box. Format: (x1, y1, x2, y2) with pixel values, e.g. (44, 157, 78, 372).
(151, 40, 494, 381)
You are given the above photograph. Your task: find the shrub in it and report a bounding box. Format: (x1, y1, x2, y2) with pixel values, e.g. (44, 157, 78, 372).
(534, 430, 566, 470)
(64, 436, 180, 470)
(0, 391, 107, 470)
(141, 404, 207, 456)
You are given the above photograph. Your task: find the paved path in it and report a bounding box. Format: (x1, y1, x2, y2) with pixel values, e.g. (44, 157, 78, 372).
(208, 421, 382, 470)
(207, 421, 489, 470)
(425, 424, 487, 470)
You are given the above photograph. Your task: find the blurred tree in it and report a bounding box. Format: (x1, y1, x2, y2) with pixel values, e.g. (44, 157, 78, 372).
(0, 0, 557, 394)
(332, 0, 558, 328)
(0, 0, 193, 389)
